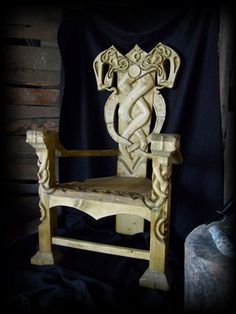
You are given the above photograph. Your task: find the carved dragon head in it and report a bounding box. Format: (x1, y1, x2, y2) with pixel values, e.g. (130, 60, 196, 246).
(93, 43, 180, 91)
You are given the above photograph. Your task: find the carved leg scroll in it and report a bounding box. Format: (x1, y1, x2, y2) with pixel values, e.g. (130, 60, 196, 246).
(140, 134, 181, 290)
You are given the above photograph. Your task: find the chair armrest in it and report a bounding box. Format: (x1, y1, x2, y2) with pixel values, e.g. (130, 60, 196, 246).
(26, 129, 120, 191)
(56, 140, 119, 157)
(26, 130, 57, 150)
(44, 131, 120, 157)
(26, 129, 120, 157)
(151, 133, 183, 164)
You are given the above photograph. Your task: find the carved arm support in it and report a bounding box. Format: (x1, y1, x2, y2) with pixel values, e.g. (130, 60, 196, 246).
(26, 130, 120, 190)
(144, 134, 182, 241)
(149, 133, 182, 208)
(26, 130, 57, 192)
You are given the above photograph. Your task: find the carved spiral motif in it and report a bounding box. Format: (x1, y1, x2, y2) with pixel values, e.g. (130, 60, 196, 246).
(37, 151, 49, 186)
(151, 161, 171, 242)
(101, 47, 129, 72)
(39, 198, 46, 221)
(36, 150, 55, 194)
(154, 216, 168, 243)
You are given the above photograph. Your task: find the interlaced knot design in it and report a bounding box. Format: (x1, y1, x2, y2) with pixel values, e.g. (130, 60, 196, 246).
(93, 43, 180, 174)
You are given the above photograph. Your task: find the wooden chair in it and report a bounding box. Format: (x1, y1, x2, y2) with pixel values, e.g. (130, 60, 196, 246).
(26, 43, 182, 291)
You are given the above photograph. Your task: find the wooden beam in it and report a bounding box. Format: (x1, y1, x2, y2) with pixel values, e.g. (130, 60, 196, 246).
(6, 164, 38, 181)
(2, 7, 62, 41)
(6, 181, 38, 195)
(4, 46, 61, 72)
(57, 149, 120, 158)
(6, 135, 35, 155)
(4, 87, 60, 106)
(52, 236, 150, 260)
(5, 69, 61, 87)
(4, 118, 59, 135)
(6, 105, 60, 119)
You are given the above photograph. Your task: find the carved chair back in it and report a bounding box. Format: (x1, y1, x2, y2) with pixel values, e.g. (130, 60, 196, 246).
(93, 43, 180, 178)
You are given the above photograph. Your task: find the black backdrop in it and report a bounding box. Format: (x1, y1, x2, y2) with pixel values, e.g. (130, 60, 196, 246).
(58, 3, 223, 244)
(5, 3, 225, 313)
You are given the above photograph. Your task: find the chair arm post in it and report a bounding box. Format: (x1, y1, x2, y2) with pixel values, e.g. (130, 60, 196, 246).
(146, 134, 181, 274)
(149, 133, 181, 211)
(26, 130, 57, 192)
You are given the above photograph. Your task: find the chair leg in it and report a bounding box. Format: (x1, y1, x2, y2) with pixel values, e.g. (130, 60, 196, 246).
(139, 209, 170, 291)
(31, 198, 62, 265)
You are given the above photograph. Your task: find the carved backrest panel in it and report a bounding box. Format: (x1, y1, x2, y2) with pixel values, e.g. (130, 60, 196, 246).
(93, 43, 180, 177)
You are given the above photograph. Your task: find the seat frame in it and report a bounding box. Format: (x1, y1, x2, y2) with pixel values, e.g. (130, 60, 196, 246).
(26, 43, 182, 291)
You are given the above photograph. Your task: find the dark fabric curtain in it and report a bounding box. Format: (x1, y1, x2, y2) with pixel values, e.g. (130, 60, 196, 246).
(5, 4, 225, 314)
(58, 4, 223, 244)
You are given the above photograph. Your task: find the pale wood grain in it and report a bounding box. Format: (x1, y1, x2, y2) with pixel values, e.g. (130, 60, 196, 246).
(5, 118, 59, 135)
(52, 236, 150, 260)
(3, 7, 62, 41)
(5, 69, 61, 87)
(4, 46, 61, 72)
(27, 43, 182, 291)
(5, 87, 60, 106)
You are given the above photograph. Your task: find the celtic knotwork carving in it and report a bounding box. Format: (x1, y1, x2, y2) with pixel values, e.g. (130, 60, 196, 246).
(144, 159, 171, 243)
(93, 43, 180, 175)
(144, 160, 171, 207)
(151, 160, 171, 207)
(101, 46, 129, 73)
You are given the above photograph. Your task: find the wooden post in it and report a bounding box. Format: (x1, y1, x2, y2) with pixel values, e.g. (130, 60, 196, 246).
(140, 134, 181, 291)
(31, 202, 61, 265)
(26, 130, 62, 264)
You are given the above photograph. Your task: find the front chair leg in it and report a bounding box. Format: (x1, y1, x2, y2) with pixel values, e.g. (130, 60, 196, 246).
(31, 196, 62, 265)
(140, 134, 181, 290)
(139, 204, 171, 291)
(26, 130, 62, 265)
